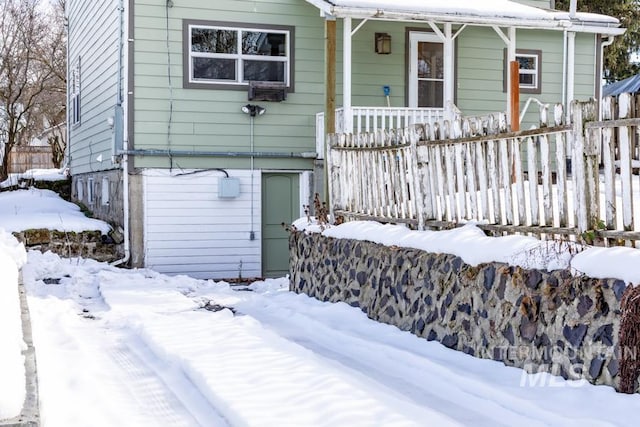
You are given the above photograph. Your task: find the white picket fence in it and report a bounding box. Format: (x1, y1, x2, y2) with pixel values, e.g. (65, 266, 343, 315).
(327, 93, 640, 243)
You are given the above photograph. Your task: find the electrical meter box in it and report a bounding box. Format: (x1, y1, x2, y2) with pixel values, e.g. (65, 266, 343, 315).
(218, 177, 241, 199)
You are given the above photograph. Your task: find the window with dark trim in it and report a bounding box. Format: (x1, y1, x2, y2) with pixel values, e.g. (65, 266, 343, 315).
(503, 49, 542, 94)
(183, 20, 294, 91)
(70, 58, 81, 126)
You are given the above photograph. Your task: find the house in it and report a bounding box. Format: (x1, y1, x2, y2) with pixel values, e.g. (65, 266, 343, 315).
(66, 0, 623, 279)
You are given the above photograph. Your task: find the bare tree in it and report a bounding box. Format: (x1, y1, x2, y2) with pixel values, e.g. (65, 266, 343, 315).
(0, 0, 66, 180)
(37, 0, 66, 169)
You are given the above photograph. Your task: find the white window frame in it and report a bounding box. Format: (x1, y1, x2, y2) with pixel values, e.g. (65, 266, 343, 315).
(76, 179, 84, 201)
(87, 177, 94, 205)
(516, 52, 539, 91)
(408, 32, 445, 109)
(101, 177, 110, 206)
(504, 49, 542, 95)
(185, 21, 293, 89)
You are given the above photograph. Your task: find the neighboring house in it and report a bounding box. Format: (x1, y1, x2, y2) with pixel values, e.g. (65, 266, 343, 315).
(66, 0, 623, 279)
(603, 74, 640, 97)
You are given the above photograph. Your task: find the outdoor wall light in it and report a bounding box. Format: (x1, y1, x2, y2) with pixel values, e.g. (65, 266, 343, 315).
(375, 33, 392, 55)
(241, 104, 266, 117)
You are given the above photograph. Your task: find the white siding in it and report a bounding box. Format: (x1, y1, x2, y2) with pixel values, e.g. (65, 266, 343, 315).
(143, 169, 261, 279)
(67, 0, 122, 174)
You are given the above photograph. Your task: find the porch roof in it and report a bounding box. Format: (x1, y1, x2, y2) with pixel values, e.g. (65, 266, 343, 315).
(305, 0, 625, 35)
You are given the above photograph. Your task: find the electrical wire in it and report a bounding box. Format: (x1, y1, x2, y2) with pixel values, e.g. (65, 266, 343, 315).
(172, 167, 230, 178)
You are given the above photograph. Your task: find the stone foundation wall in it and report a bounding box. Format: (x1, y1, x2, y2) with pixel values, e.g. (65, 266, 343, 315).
(13, 229, 122, 262)
(289, 231, 634, 391)
(72, 170, 124, 230)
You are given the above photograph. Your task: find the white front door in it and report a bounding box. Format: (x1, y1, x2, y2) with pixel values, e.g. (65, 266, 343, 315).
(409, 32, 444, 108)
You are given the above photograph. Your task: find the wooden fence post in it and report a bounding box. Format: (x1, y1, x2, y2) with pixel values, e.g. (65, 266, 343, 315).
(510, 61, 520, 132)
(601, 96, 616, 232)
(409, 128, 426, 230)
(572, 100, 599, 236)
(618, 93, 635, 231)
(326, 133, 338, 219)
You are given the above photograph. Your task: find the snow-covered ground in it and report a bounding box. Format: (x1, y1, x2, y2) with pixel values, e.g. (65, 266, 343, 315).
(3, 187, 640, 425)
(4, 249, 639, 426)
(0, 167, 68, 189)
(0, 187, 110, 234)
(0, 230, 27, 420)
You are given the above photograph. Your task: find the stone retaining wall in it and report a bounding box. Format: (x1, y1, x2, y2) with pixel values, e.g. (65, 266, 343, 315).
(289, 231, 636, 391)
(13, 229, 121, 262)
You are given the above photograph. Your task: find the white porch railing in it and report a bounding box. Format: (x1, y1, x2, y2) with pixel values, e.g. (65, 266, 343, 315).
(316, 107, 446, 159)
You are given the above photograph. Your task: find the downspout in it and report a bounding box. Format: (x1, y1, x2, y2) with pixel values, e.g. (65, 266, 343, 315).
(566, 0, 577, 121)
(598, 35, 615, 120)
(64, 4, 70, 170)
(112, 0, 130, 267)
(561, 29, 567, 116)
(566, 31, 576, 119)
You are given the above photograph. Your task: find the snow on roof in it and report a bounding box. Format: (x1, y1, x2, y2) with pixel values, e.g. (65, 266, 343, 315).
(306, 0, 623, 34)
(328, 0, 552, 20)
(603, 74, 640, 97)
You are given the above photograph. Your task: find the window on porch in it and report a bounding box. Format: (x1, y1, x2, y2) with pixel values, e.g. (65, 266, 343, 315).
(503, 48, 542, 95)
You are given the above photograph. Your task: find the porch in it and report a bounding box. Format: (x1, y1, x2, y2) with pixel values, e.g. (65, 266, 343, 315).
(306, 0, 624, 158)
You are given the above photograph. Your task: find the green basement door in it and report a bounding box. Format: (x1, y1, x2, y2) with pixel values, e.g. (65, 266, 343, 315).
(262, 173, 300, 278)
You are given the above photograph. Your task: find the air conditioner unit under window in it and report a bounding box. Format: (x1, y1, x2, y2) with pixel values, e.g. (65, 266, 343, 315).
(248, 81, 287, 102)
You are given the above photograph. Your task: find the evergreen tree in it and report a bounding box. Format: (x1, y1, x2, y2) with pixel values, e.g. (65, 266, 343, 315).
(555, 0, 640, 82)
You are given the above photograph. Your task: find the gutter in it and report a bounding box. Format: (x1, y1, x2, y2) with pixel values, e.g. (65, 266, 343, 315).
(118, 149, 318, 159)
(64, 4, 71, 170)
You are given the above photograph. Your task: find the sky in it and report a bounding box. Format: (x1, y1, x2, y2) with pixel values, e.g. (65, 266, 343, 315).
(2, 186, 640, 426)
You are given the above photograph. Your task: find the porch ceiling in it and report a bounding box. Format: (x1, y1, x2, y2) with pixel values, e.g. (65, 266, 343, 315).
(305, 0, 625, 35)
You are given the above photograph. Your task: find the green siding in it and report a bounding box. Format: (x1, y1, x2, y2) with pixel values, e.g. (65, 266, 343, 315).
(348, 20, 408, 108)
(132, 0, 324, 170)
(132, 0, 599, 166)
(457, 27, 596, 128)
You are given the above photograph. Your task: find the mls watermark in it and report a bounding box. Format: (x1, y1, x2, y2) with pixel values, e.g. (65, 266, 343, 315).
(480, 344, 640, 388)
(520, 363, 590, 388)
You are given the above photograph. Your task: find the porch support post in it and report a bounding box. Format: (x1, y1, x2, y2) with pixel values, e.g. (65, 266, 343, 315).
(343, 16, 353, 134)
(443, 23, 455, 121)
(566, 31, 576, 119)
(324, 17, 336, 205)
(506, 27, 517, 128)
(325, 18, 336, 136)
